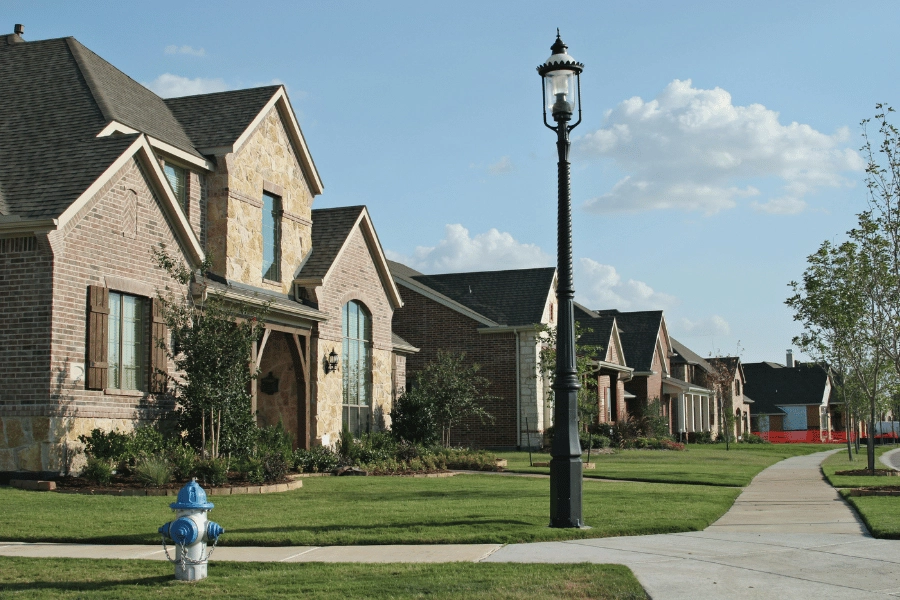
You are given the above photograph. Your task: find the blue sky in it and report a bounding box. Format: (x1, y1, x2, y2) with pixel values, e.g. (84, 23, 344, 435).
(10, 0, 900, 363)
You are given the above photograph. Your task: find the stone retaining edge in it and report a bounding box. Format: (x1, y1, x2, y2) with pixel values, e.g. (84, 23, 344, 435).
(21, 479, 303, 496)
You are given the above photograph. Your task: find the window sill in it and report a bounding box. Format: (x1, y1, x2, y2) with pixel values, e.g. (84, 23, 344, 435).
(104, 388, 147, 397)
(262, 278, 282, 286)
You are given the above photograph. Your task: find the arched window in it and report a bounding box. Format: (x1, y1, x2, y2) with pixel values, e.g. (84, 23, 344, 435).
(342, 300, 372, 436)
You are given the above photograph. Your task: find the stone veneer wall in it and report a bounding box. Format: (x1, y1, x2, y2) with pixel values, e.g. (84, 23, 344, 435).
(206, 107, 313, 293)
(312, 227, 395, 446)
(1, 157, 190, 473)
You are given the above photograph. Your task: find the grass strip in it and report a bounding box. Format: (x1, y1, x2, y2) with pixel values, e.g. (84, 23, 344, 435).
(0, 557, 648, 599)
(499, 444, 832, 487)
(841, 492, 900, 539)
(821, 445, 899, 489)
(0, 474, 738, 546)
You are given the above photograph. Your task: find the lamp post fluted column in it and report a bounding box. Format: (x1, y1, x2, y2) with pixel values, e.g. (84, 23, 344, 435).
(537, 31, 585, 528)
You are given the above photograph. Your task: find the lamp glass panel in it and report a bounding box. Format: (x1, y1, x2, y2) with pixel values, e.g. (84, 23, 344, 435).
(544, 70, 578, 115)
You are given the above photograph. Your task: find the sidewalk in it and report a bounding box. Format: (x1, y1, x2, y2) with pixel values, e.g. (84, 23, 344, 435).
(4, 451, 900, 599)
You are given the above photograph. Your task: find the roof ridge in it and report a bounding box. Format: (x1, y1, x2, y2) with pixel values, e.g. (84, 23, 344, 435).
(164, 84, 281, 102)
(421, 266, 556, 278)
(65, 37, 114, 124)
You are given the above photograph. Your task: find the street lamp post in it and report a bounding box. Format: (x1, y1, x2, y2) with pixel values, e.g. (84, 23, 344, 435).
(537, 31, 585, 528)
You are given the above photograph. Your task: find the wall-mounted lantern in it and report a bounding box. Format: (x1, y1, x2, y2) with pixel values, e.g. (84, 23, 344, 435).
(260, 371, 280, 395)
(324, 349, 339, 374)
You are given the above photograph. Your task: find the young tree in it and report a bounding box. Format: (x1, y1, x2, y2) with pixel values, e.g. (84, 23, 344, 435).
(536, 323, 604, 436)
(392, 350, 494, 447)
(705, 357, 739, 450)
(787, 239, 890, 472)
(153, 245, 268, 459)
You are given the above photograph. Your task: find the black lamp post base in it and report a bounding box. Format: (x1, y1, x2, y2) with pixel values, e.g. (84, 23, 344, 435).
(549, 456, 584, 528)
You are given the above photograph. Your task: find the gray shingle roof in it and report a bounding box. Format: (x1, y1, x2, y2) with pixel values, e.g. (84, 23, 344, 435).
(402, 266, 556, 327)
(0, 35, 211, 219)
(594, 309, 663, 372)
(165, 86, 281, 149)
(298, 206, 366, 279)
(0, 37, 150, 218)
(574, 303, 615, 359)
(743, 362, 831, 415)
(670, 337, 714, 374)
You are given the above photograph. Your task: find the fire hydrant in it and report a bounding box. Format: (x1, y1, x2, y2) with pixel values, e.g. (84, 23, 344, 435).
(158, 479, 224, 581)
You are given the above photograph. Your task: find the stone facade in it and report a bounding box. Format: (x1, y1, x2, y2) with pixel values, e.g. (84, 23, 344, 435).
(206, 107, 314, 292)
(0, 157, 189, 473)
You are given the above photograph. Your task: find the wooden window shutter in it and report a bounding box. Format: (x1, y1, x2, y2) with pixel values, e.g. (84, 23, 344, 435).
(86, 285, 109, 390)
(149, 297, 168, 393)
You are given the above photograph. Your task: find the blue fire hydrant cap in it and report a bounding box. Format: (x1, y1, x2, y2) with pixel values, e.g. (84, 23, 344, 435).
(170, 480, 214, 510)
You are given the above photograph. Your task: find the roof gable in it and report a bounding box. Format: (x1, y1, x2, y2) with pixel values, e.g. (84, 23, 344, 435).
(298, 206, 402, 308)
(743, 362, 831, 414)
(670, 337, 714, 374)
(167, 86, 322, 195)
(595, 309, 665, 372)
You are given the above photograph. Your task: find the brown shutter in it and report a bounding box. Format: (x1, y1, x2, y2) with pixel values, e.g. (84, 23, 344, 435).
(149, 297, 168, 393)
(86, 285, 109, 390)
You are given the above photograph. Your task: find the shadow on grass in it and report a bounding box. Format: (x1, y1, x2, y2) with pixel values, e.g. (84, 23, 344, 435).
(229, 518, 533, 535)
(0, 574, 171, 592)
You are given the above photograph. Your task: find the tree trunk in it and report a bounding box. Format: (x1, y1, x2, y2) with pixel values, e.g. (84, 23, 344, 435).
(868, 398, 877, 472)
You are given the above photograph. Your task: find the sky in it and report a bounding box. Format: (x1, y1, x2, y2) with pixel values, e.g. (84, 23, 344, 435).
(8, 0, 900, 363)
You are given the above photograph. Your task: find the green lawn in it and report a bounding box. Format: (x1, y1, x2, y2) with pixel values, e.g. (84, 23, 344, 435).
(499, 443, 833, 487)
(841, 493, 900, 540)
(0, 474, 738, 546)
(821, 444, 899, 488)
(0, 558, 648, 599)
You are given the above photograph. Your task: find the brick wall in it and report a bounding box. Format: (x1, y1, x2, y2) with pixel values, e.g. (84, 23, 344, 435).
(392, 285, 518, 448)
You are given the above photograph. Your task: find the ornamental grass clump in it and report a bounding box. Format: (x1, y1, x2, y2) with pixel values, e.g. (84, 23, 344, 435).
(133, 455, 174, 488)
(81, 457, 113, 486)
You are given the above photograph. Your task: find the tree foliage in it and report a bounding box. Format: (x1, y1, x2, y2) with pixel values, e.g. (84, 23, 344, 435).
(536, 322, 604, 432)
(391, 351, 494, 447)
(153, 245, 269, 459)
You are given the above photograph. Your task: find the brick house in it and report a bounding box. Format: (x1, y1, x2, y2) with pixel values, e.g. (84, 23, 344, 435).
(0, 29, 407, 474)
(573, 305, 633, 425)
(390, 261, 557, 449)
(667, 338, 715, 438)
(744, 351, 837, 442)
(705, 356, 753, 440)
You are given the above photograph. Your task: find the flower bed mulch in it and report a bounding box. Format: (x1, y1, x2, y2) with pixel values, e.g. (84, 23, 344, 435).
(11, 474, 301, 497)
(835, 469, 900, 476)
(848, 486, 900, 496)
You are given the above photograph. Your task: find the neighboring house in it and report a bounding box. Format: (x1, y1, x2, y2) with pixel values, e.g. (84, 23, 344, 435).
(594, 310, 681, 427)
(667, 338, 715, 439)
(390, 261, 557, 449)
(706, 356, 753, 440)
(0, 30, 406, 475)
(744, 351, 836, 441)
(573, 305, 632, 425)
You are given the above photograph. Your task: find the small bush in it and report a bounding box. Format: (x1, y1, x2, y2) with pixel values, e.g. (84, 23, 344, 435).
(579, 431, 610, 450)
(134, 455, 174, 488)
(691, 431, 714, 444)
(78, 429, 130, 465)
(196, 457, 229, 486)
(742, 433, 766, 444)
(294, 445, 341, 473)
(168, 444, 197, 481)
(261, 452, 291, 482)
(81, 457, 113, 485)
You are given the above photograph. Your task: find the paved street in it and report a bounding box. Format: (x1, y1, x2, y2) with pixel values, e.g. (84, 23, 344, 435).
(4, 450, 900, 598)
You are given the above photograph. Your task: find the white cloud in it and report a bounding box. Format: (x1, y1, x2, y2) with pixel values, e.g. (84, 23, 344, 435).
(386, 224, 551, 273)
(487, 156, 515, 175)
(576, 258, 677, 311)
(578, 79, 864, 215)
(165, 45, 206, 57)
(674, 315, 732, 337)
(146, 74, 227, 98)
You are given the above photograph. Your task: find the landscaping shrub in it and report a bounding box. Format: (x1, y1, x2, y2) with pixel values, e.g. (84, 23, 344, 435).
(742, 433, 766, 444)
(249, 421, 294, 482)
(78, 428, 130, 467)
(294, 446, 341, 473)
(691, 431, 714, 444)
(81, 456, 113, 485)
(168, 444, 197, 481)
(195, 457, 229, 486)
(390, 387, 440, 446)
(580, 431, 610, 450)
(133, 455, 174, 488)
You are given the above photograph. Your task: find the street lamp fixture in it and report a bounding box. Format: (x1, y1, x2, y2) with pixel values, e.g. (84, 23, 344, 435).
(537, 30, 585, 529)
